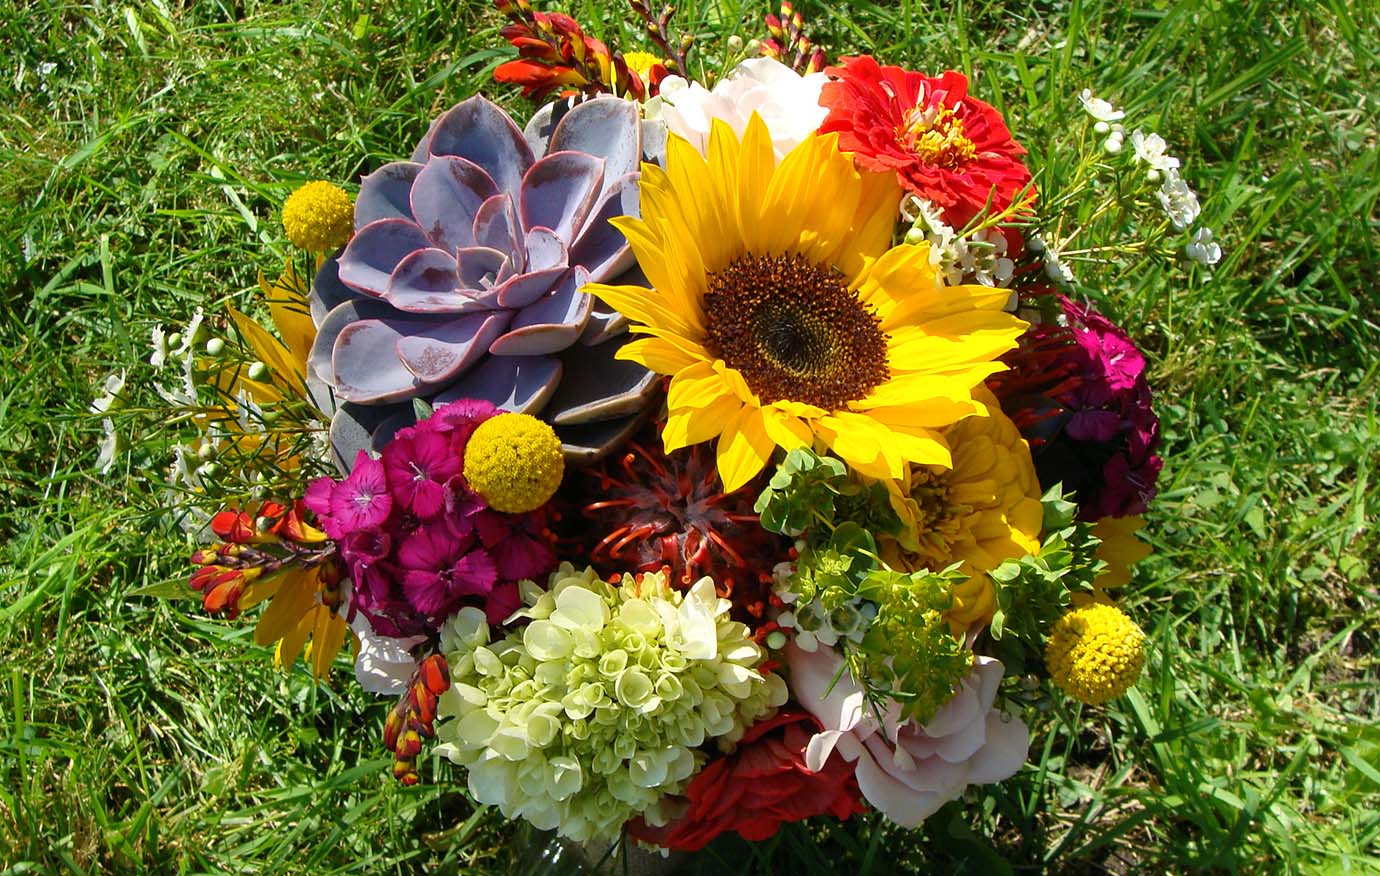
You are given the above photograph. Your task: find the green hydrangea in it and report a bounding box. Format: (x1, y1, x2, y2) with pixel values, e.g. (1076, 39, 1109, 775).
(434, 564, 788, 842)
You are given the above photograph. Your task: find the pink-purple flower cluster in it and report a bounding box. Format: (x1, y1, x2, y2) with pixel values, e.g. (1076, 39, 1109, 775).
(305, 399, 556, 637)
(988, 295, 1162, 520)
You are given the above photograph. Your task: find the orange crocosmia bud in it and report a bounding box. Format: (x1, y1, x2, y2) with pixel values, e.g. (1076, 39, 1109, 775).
(413, 686, 439, 726)
(418, 654, 451, 694)
(397, 729, 423, 758)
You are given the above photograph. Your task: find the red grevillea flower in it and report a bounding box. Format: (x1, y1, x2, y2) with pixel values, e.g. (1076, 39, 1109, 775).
(627, 709, 863, 850)
(559, 423, 787, 631)
(818, 55, 1033, 228)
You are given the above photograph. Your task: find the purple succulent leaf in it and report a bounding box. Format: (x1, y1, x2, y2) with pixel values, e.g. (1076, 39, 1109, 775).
(333, 319, 429, 403)
(410, 156, 498, 254)
(433, 354, 562, 415)
(489, 267, 592, 357)
(455, 246, 510, 294)
(383, 247, 463, 312)
(568, 170, 639, 282)
(310, 255, 368, 327)
(329, 402, 406, 474)
(520, 151, 605, 242)
(548, 97, 642, 194)
(523, 227, 568, 273)
(425, 96, 534, 198)
(555, 412, 651, 465)
(522, 98, 576, 158)
(371, 409, 420, 454)
(395, 312, 511, 384)
(311, 298, 410, 385)
(473, 194, 524, 272)
(493, 265, 567, 309)
(410, 115, 443, 164)
(338, 219, 433, 297)
(577, 302, 629, 346)
(545, 333, 658, 425)
(356, 162, 423, 226)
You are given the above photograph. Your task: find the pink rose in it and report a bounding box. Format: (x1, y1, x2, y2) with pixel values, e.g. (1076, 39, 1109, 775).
(787, 644, 1029, 827)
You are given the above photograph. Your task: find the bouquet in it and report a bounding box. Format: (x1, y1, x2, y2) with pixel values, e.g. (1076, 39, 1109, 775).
(112, 0, 1222, 860)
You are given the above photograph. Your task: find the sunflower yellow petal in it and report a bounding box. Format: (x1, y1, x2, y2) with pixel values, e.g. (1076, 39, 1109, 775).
(760, 404, 815, 452)
(664, 394, 743, 452)
(667, 362, 729, 410)
(617, 336, 701, 374)
(586, 282, 701, 341)
(886, 313, 1026, 373)
(837, 170, 904, 278)
(715, 407, 776, 491)
(817, 412, 907, 480)
(730, 116, 774, 250)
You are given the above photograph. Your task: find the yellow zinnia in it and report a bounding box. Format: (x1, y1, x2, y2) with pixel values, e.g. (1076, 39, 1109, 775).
(881, 401, 1044, 629)
(585, 115, 1028, 490)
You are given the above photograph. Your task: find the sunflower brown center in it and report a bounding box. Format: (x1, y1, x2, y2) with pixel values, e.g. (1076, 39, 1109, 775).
(897, 103, 976, 169)
(702, 253, 889, 409)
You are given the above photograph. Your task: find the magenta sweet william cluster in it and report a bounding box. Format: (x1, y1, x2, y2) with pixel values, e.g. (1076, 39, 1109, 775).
(990, 295, 1162, 520)
(304, 399, 556, 637)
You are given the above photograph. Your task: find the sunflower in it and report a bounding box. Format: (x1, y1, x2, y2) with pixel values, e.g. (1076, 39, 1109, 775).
(585, 115, 1028, 490)
(879, 398, 1044, 629)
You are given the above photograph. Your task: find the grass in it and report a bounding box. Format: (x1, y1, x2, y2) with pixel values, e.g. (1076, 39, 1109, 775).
(1, 0, 1377, 873)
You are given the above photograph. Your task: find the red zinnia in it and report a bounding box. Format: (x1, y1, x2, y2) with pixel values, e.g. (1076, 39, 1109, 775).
(627, 709, 864, 851)
(818, 55, 1033, 228)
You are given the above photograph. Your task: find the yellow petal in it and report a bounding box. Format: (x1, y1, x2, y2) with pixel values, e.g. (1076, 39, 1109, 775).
(585, 282, 701, 341)
(663, 394, 743, 451)
(715, 407, 776, 491)
(886, 314, 1026, 373)
(228, 305, 304, 390)
(260, 265, 315, 369)
(239, 577, 281, 612)
(617, 335, 702, 374)
(667, 362, 729, 411)
(254, 567, 314, 646)
(838, 170, 903, 279)
(276, 608, 316, 672)
(311, 609, 348, 680)
(760, 404, 815, 452)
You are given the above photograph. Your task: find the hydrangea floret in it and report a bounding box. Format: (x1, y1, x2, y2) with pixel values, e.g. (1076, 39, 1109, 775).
(434, 563, 788, 841)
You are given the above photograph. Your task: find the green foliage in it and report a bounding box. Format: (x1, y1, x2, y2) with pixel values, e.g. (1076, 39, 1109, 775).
(754, 446, 849, 536)
(986, 484, 1107, 666)
(851, 567, 973, 726)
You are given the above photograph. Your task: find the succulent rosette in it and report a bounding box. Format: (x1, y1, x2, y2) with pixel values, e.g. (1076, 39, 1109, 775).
(309, 95, 661, 468)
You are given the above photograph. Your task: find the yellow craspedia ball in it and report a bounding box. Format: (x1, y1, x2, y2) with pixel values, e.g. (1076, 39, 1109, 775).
(622, 51, 661, 80)
(1045, 602, 1146, 705)
(464, 413, 564, 513)
(282, 181, 354, 253)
